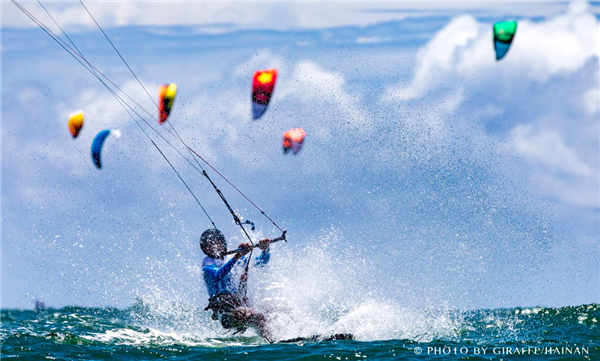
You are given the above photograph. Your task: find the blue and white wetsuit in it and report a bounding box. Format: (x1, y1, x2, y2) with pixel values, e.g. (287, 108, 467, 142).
(202, 250, 270, 299)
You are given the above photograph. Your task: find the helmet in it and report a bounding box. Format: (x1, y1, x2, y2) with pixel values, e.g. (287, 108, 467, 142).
(200, 228, 226, 256)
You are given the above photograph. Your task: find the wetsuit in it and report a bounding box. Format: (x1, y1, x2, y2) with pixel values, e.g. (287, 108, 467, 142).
(203, 250, 270, 329)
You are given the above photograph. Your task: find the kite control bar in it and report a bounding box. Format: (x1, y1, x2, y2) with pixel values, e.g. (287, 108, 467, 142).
(225, 230, 287, 255)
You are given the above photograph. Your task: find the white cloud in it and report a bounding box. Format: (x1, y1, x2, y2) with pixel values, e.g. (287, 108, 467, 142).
(232, 50, 287, 79)
(505, 123, 598, 208)
(508, 124, 594, 178)
(511, 2, 600, 82)
(380, 3, 599, 211)
(3, 1, 574, 31)
(584, 87, 599, 115)
(280, 60, 368, 131)
(384, 15, 483, 101)
(356, 37, 389, 45)
(384, 2, 600, 101)
(536, 169, 599, 209)
(56, 80, 153, 132)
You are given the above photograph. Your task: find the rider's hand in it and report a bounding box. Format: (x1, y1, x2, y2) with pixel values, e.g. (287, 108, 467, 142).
(258, 238, 271, 251)
(234, 243, 253, 260)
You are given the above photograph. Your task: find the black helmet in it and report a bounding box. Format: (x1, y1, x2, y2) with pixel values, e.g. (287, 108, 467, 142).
(200, 228, 226, 256)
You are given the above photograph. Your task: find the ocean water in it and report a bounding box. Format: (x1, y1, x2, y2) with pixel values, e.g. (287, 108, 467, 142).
(2, 302, 598, 360)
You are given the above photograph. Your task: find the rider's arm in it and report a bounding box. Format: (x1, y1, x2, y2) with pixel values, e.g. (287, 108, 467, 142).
(254, 239, 271, 267)
(202, 257, 238, 280)
(254, 249, 270, 267)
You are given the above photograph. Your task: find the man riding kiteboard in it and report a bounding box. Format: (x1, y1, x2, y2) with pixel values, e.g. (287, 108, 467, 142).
(200, 228, 273, 341)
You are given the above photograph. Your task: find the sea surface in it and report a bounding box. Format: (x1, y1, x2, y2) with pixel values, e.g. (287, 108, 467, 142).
(2, 302, 598, 360)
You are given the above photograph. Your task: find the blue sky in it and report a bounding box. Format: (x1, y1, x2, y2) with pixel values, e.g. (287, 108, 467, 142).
(1, 1, 599, 311)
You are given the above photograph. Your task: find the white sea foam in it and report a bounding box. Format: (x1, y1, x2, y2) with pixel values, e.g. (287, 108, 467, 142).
(81, 327, 254, 347)
(122, 229, 463, 343)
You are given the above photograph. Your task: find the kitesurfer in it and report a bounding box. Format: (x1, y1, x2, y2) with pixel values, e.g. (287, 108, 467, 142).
(200, 228, 273, 341)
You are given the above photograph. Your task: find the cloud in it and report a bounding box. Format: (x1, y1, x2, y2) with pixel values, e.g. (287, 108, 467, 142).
(57, 81, 149, 131)
(233, 50, 287, 79)
(508, 124, 593, 178)
(504, 123, 599, 208)
(584, 87, 599, 115)
(381, 2, 599, 211)
(280, 60, 368, 131)
(384, 2, 600, 101)
(511, 2, 599, 81)
(384, 15, 482, 101)
(356, 37, 390, 44)
(3, 2, 575, 31)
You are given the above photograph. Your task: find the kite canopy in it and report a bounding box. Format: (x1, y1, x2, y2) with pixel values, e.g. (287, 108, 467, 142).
(91, 129, 121, 169)
(67, 110, 84, 138)
(282, 128, 306, 155)
(158, 83, 177, 123)
(252, 69, 278, 119)
(493, 21, 517, 61)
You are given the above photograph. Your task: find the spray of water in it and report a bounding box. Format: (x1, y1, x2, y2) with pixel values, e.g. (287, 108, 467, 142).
(110, 228, 464, 344)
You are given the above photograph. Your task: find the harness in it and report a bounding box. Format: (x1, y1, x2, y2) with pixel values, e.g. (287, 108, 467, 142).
(204, 293, 248, 333)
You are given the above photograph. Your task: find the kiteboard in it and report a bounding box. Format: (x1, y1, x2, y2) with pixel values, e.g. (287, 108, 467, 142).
(277, 333, 354, 343)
